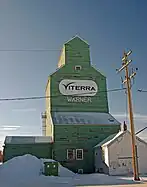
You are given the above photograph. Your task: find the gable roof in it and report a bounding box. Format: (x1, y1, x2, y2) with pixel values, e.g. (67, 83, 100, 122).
(94, 130, 147, 148)
(136, 134, 147, 146)
(94, 133, 119, 148)
(94, 131, 125, 148)
(64, 35, 89, 46)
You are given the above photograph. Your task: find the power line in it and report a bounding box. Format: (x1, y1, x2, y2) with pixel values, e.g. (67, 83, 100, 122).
(0, 49, 61, 52)
(136, 127, 147, 135)
(0, 49, 90, 52)
(0, 88, 125, 102)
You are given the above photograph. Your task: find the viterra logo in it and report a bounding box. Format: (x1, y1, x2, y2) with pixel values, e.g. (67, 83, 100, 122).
(59, 79, 98, 96)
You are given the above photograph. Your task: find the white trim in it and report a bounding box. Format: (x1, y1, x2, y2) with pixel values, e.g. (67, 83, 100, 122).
(75, 65, 82, 71)
(67, 149, 75, 160)
(76, 149, 83, 160)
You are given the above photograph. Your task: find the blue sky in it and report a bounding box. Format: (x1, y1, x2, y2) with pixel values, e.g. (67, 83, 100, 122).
(0, 0, 147, 147)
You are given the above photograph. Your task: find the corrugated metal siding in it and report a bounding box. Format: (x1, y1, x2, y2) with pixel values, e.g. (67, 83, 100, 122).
(50, 36, 109, 113)
(53, 124, 120, 173)
(3, 143, 53, 162)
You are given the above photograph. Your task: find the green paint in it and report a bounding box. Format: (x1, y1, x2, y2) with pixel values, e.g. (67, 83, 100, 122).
(53, 124, 120, 173)
(43, 36, 121, 173)
(94, 133, 118, 148)
(3, 36, 121, 174)
(45, 36, 109, 113)
(3, 143, 53, 162)
(44, 162, 59, 176)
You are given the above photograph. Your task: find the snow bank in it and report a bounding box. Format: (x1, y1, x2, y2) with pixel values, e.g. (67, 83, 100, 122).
(0, 154, 144, 187)
(0, 154, 42, 181)
(0, 155, 75, 180)
(41, 158, 75, 177)
(0, 155, 75, 186)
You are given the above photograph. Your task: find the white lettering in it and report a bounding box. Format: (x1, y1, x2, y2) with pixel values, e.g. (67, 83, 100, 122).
(66, 97, 92, 103)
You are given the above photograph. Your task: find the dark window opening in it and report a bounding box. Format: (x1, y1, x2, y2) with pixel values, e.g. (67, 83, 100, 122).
(75, 65, 82, 71)
(67, 149, 75, 160)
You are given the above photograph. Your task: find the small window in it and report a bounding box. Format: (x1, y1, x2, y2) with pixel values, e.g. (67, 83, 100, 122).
(76, 149, 83, 160)
(75, 65, 82, 71)
(67, 149, 75, 160)
(78, 169, 83, 174)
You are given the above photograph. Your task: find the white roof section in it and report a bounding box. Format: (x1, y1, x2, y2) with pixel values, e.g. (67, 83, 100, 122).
(4, 136, 52, 144)
(95, 130, 147, 148)
(98, 131, 125, 147)
(52, 112, 121, 125)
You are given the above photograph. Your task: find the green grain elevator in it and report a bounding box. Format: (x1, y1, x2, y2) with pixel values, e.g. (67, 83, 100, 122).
(43, 36, 121, 173)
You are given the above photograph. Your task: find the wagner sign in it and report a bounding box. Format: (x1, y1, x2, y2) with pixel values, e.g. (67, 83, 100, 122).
(59, 79, 98, 96)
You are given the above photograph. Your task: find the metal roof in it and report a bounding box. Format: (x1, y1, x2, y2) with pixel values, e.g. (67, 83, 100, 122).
(94, 130, 147, 148)
(52, 112, 121, 125)
(94, 132, 121, 148)
(4, 136, 52, 144)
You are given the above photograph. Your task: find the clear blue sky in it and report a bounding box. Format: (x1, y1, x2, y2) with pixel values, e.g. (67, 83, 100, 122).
(0, 0, 147, 147)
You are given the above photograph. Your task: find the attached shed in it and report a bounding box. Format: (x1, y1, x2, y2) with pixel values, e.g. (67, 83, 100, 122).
(94, 130, 147, 176)
(3, 136, 53, 162)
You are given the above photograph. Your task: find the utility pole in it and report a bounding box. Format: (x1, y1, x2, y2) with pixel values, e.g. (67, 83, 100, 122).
(116, 50, 140, 181)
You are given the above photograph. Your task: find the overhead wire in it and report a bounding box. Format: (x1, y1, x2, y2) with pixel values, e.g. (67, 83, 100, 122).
(0, 48, 90, 52)
(0, 88, 126, 102)
(0, 49, 61, 52)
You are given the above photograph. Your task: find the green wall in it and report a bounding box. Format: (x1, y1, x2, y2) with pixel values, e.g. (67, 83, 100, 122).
(43, 36, 121, 173)
(45, 36, 109, 113)
(3, 143, 53, 162)
(64, 37, 91, 66)
(50, 64, 109, 113)
(53, 124, 120, 173)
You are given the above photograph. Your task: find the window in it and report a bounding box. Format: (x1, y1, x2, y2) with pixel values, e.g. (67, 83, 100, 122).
(76, 149, 83, 160)
(75, 65, 82, 71)
(67, 149, 75, 160)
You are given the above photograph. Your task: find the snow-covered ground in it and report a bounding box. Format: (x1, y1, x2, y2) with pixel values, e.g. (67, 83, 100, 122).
(0, 154, 146, 187)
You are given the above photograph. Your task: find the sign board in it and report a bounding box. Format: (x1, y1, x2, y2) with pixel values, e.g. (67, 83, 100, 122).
(59, 79, 98, 96)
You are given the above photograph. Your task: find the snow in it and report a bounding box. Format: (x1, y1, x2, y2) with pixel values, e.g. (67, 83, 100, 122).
(0, 155, 42, 180)
(0, 154, 146, 187)
(40, 158, 76, 177)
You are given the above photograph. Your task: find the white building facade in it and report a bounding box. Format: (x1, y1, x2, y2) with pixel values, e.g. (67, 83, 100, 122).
(95, 130, 147, 176)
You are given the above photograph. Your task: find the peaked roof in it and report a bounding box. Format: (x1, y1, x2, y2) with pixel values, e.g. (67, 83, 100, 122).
(94, 130, 147, 148)
(64, 35, 89, 46)
(94, 133, 119, 148)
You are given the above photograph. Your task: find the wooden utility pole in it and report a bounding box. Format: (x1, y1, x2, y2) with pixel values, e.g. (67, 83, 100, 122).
(116, 50, 140, 181)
